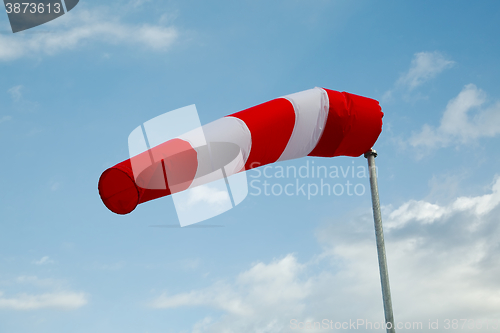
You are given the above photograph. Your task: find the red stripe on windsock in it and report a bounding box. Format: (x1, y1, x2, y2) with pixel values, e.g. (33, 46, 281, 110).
(309, 89, 383, 158)
(230, 98, 296, 170)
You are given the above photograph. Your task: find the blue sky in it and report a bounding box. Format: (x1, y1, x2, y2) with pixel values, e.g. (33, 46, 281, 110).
(1, 1, 500, 332)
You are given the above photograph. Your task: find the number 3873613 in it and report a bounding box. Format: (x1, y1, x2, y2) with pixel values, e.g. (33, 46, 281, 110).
(5, 2, 62, 14)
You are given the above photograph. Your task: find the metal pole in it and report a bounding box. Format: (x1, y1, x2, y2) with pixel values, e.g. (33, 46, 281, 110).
(364, 149, 396, 333)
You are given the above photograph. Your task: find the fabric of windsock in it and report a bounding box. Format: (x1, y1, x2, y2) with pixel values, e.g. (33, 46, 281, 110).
(98, 87, 384, 215)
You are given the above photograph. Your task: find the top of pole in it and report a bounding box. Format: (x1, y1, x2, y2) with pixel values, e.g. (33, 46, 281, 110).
(364, 148, 377, 158)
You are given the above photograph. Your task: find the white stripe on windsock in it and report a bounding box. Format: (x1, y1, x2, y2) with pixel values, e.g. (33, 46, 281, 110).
(278, 87, 329, 162)
(203, 117, 252, 162)
(176, 116, 251, 189)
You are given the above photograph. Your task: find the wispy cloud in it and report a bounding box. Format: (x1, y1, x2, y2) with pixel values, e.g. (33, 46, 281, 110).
(398, 52, 455, 90)
(0, 115, 12, 124)
(0, 7, 178, 61)
(409, 84, 500, 149)
(6, 84, 38, 112)
(385, 175, 500, 230)
(16, 276, 65, 289)
(0, 291, 88, 310)
(151, 175, 500, 332)
(96, 261, 126, 271)
(128, 0, 152, 8)
(186, 185, 231, 208)
(383, 51, 455, 102)
(50, 181, 61, 191)
(33, 256, 55, 265)
(149, 254, 306, 318)
(0, 275, 89, 310)
(7, 85, 23, 102)
(180, 258, 201, 270)
(173, 184, 232, 226)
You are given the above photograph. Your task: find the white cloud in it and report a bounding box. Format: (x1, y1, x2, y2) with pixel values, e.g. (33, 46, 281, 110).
(0, 275, 89, 311)
(7, 85, 23, 101)
(0, 291, 88, 310)
(185, 185, 231, 208)
(0, 115, 12, 124)
(151, 175, 500, 332)
(150, 283, 253, 316)
(383, 51, 454, 102)
(410, 84, 500, 148)
(128, 0, 152, 8)
(16, 276, 63, 289)
(181, 258, 201, 270)
(33, 256, 55, 265)
(398, 52, 455, 90)
(50, 181, 61, 191)
(385, 176, 500, 230)
(96, 261, 126, 271)
(192, 317, 214, 333)
(149, 254, 308, 319)
(0, 7, 178, 61)
(6, 84, 38, 112)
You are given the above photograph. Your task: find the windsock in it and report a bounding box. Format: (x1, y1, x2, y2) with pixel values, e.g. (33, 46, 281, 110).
(98, 87, 383, 215)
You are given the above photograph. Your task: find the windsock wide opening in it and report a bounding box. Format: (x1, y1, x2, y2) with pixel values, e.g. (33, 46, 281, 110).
(98, 167, 140, 215)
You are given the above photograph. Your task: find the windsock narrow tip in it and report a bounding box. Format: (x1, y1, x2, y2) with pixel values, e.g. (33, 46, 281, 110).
(98, 167, 139, 215)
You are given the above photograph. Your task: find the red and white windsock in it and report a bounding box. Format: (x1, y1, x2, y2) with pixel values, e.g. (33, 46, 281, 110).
(98, 87, 383, 214)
